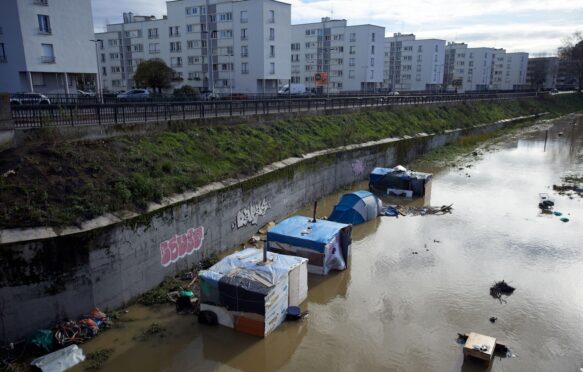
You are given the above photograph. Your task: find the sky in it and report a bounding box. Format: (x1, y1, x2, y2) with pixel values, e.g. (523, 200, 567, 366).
(92, 0, 583, 55)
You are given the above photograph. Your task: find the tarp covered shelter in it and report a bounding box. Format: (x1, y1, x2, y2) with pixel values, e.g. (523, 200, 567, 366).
(369, 166, 432, 197)
(266, 216, 352, 275)
(328, 191, 382, 225)
(198, 248, 308, 337)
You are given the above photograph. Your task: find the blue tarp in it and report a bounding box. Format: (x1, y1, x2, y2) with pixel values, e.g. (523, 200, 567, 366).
(267, 216, 350, 253)
(328, 191, 381, 225)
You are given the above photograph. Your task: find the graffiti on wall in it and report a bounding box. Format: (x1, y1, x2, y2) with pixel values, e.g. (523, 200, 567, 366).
(352, 160, 365, 177)
(160, 226, 204, 267)
(231, 198, 271, 230)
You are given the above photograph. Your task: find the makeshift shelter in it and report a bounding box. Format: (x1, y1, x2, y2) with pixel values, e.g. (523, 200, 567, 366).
(198, 248, 308, 337)
(328, 191, 382, 225)
(369, 166, 432, 197)
(266, 216, 352, 275)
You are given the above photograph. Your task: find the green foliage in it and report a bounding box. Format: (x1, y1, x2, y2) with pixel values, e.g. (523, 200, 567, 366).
(138, 277, 182, 306)
(84, 348, 115, 371)
(1, 94, 582, 228)
(173, 85, 200, 97)
(133, 59, 174, 93)
(558, 32, 583, 91)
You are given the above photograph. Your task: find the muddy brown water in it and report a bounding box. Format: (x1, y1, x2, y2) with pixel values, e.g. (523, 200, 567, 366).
(71, 114, 583, 372)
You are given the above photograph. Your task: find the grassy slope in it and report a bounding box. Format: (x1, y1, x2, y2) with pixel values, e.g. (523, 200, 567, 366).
(0, 94, 582, 229)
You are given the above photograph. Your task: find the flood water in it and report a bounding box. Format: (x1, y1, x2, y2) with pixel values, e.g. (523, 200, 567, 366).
(72, 114, 583, 372)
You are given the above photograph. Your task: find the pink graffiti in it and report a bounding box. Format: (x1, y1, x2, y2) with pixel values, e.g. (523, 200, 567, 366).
(160, 226, 204, 267)
(352, 159, 365, 177)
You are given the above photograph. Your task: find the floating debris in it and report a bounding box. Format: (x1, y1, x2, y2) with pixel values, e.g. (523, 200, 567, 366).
(382, 204, 453, 217)
(489, 317, 497, 323)
(490, 280, 515, 302)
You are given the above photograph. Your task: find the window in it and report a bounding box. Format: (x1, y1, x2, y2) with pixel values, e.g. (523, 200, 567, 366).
(188, 71, 201, 80)
(219, 30, 232, 39)
(187, 56, 200, 65)
(170, 41, 182, 52)
(185, 6, 198, 15)
(418, 45, 423, 53)
(170, 57, 182, 67)
(349, 33, 356, 42)
(111, 66, 121, 73)
(268, 10, 275, 23)
(241, 45, 248, 57)
(370, 58, 374, 66)
(291, 54, 299, 62)
(148, 28, 158, 39)
(101, 66, 107, 76)
(291, 43, 300, 51)
(169, 26, 180, 37)
(108, 39, 119, 47)
(187, 24, 195, 33)
(149, 43, 160, 54)
(269, 62, 275, 74)
(371, 45, 375, 55)
(125, 30, 141, 38)
(349, 46, 356, 55)
(132, 44, 143, 52)
(269, 28, 275, 41)
(38, 15, 51, 34)
(0, 43, 6, 63)
(240, 11, 248, 23)
(241, 28, 247, 40)
(187, 40, 198, 49)
(40, 43, 54, 63)
(100, 53, 105, 62)
(349, 58, 355, 66)
(349, 70, 355, 79)
(109, 52, 119, 59)
(219, 12, 232, 21)
(241, 62, 248, 74)
(269, 45, 275, 58)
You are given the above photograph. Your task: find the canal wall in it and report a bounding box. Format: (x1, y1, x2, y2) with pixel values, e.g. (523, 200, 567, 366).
(0, 114, 540, 342)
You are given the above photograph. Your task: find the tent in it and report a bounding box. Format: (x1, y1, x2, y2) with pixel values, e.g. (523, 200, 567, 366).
(266, 216, 352, 275)
(369, 166, 432, 197)
(328, 191, 382, 225)
(198, 248, 308, 337)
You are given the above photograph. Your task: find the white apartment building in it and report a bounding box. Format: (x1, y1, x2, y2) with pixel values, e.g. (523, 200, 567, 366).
(0, 0, 97, 94)
(291, 18, 385, 93)
(490, 49, 528, 90)
(96, 0, 291, 94)
(444, 42, 494, 92)
(383, 33, 445, 92)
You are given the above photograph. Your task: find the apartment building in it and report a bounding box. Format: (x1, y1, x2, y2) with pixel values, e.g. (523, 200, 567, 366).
(444, 42, 494, 92)
(383, 33, 445, 92)
(0, 0, 97, 94)
(95, 0, 291, 94)
(490, 49, 528, 90)
(526, 57, 559, 90)
(290, 18, 385, 93)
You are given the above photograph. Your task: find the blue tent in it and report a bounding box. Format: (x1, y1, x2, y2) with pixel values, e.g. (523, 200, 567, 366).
(267, 216, 352, 275)
(328, 191, 382, 225)
(369, 166, 432, 197)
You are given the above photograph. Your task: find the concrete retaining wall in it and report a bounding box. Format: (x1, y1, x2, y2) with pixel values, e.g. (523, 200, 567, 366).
(0, 114, 537, 342)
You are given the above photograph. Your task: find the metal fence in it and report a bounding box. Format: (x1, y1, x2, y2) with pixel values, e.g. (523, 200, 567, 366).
(11, 92, 540, 129)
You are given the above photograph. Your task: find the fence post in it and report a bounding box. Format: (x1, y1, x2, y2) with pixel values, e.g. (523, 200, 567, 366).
(97, 105, 101, 126)
(183, 104, 186, 120)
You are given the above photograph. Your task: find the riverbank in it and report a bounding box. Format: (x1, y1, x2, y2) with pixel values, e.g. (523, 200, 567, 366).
(1, 94, 581, 229)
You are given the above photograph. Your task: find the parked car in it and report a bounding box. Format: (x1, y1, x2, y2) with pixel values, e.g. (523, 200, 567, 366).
(222, 93, 248, 101)
(278, 83, 306, 96)
(201, 91, 221, 101)
(116, 89, 150, 101)
(387, 91, 400, 96)
(77, 90, 96, 97)
(10, 93, 51, 105)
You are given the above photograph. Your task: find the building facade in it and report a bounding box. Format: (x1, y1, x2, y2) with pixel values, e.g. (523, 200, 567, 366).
(444, 42, 494, 92)
(526, 57, 559, 90)
(383, 33, 445, 92)
(96, 0, 291, 94)
(290, 18, 385, 93)
(490, 49, 528, 90)
(0, 0, 97, 94)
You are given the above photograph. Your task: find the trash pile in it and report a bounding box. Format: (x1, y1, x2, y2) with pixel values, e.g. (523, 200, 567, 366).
(382, 204, 453, 217)
(538, 193, 555, 212)
(29, 308, 111, 353)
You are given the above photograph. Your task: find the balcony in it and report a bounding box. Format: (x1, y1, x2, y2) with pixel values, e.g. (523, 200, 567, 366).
(41, 56, 55, 63)
(34, 0, 48, 5)
(240, 18, 248, 23)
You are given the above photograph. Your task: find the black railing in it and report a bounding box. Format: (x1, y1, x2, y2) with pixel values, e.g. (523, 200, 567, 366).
(10, 92, 539, 129)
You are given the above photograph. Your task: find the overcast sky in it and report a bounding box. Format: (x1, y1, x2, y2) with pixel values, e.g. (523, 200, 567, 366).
(92, 0, 583, 55)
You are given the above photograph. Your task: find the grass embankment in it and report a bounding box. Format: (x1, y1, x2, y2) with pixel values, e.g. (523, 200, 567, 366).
(0, 94, 582, 229)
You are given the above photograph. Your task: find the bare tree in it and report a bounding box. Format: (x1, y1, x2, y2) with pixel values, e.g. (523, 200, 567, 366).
(558, 31, 583, 91)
